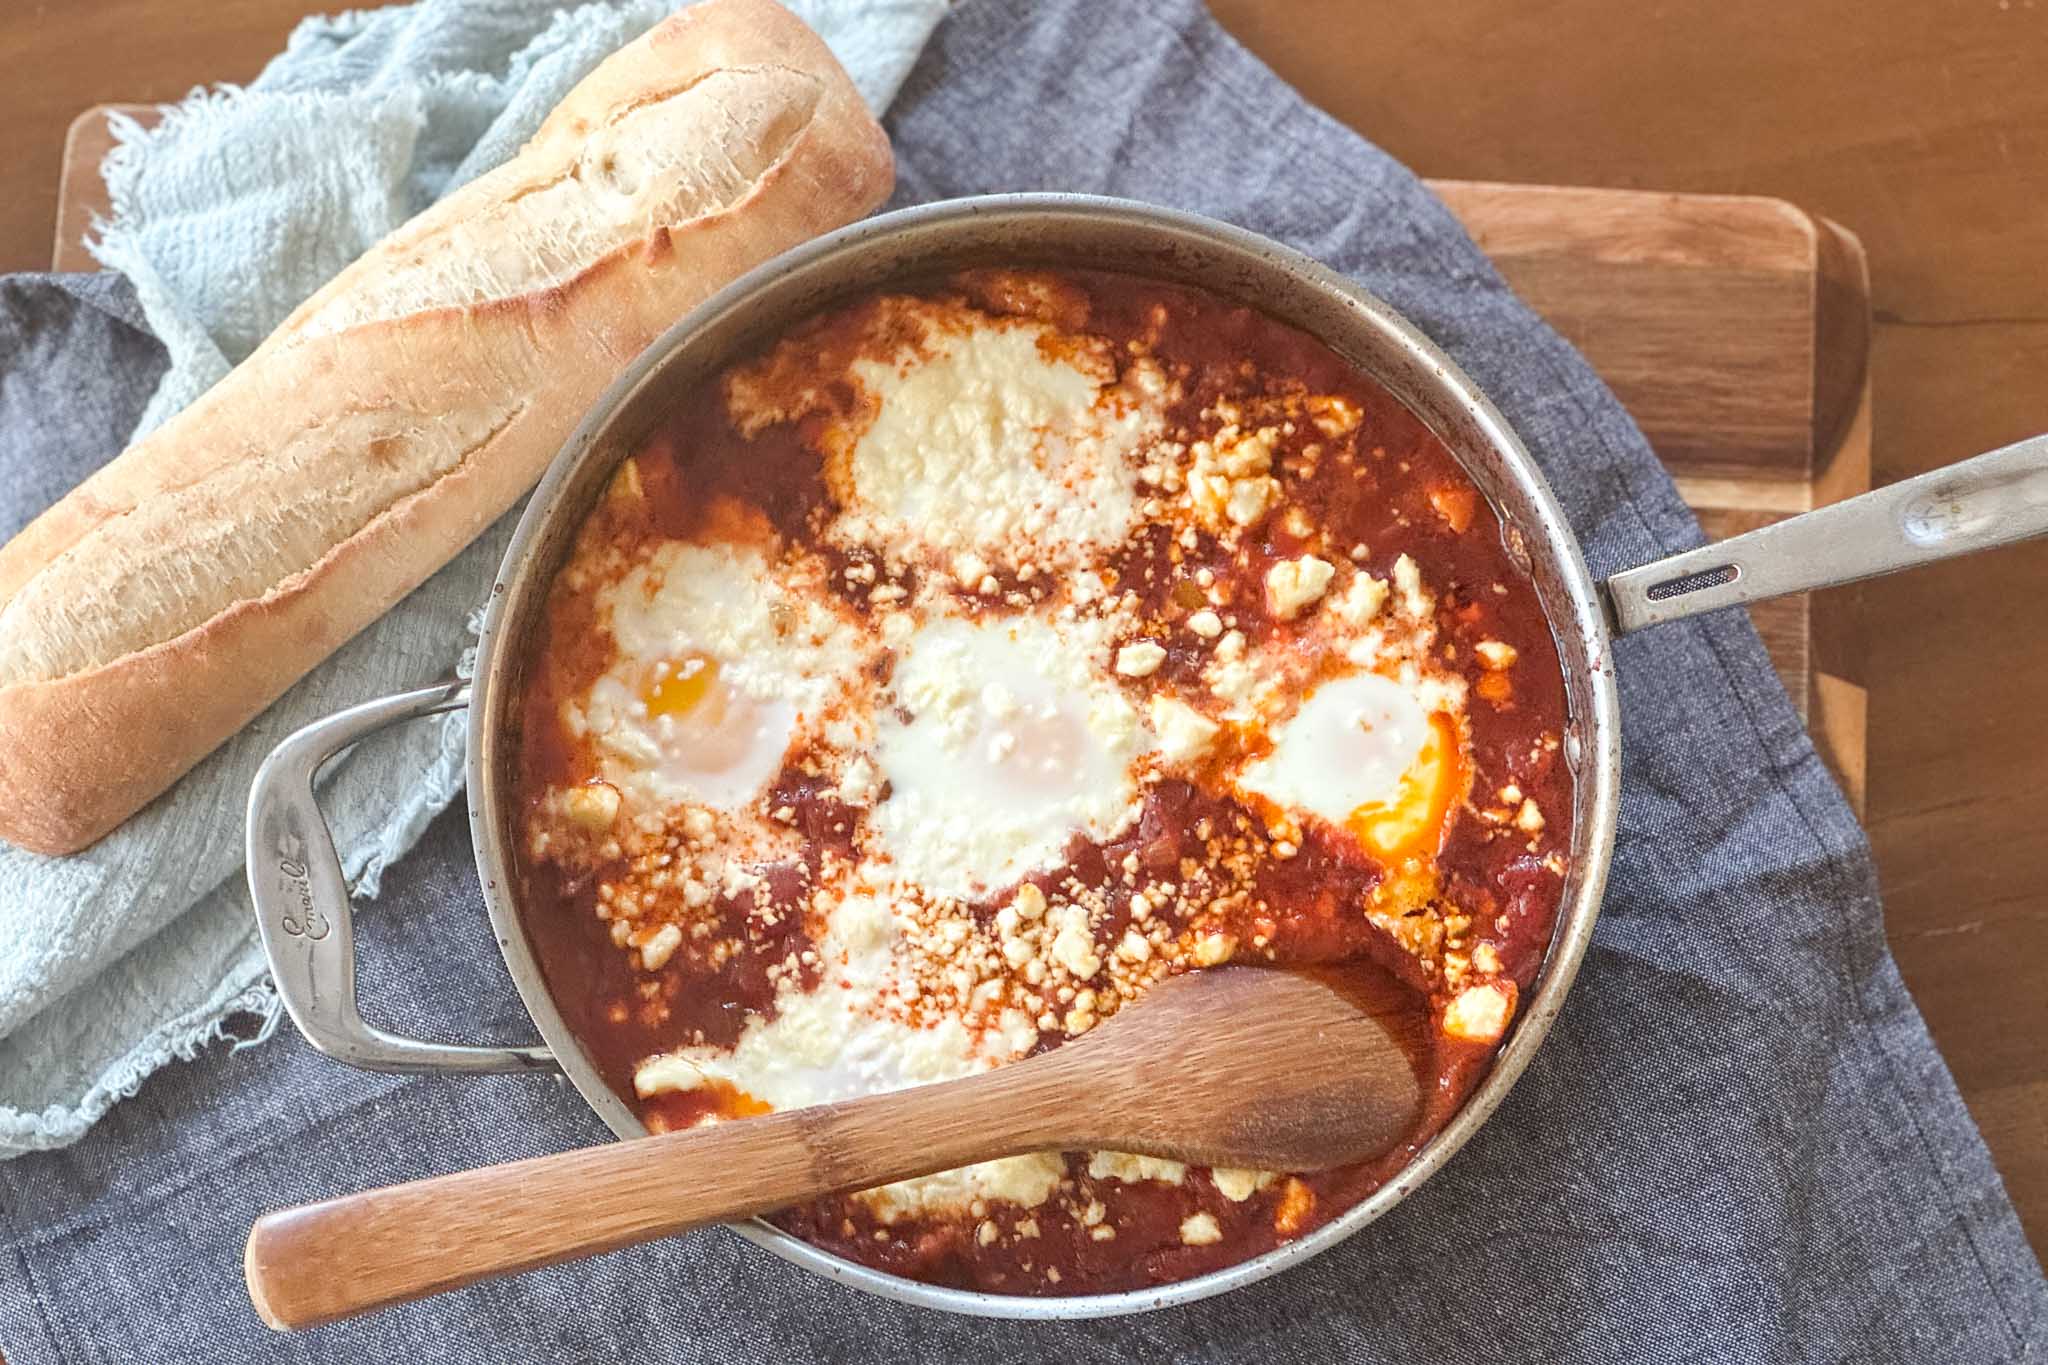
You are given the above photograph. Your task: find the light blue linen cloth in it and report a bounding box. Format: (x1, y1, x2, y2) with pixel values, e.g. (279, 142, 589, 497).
(0, 0, 944, 1156)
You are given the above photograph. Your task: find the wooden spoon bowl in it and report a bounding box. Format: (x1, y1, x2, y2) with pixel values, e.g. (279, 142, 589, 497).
(245, 964, 1428, 1329)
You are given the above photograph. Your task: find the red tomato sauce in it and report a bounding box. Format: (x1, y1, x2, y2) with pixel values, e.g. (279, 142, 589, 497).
(509, 269, 1573, 1296)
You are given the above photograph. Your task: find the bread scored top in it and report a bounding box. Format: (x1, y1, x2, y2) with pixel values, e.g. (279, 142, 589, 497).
(0, 0, 894, 855)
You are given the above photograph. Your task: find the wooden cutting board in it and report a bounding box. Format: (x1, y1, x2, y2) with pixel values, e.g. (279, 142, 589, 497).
(51, 105, 1872, 812)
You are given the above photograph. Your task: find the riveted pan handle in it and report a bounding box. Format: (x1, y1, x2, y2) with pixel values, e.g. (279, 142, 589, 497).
(246, 680, 557, 1074)
(1605, 433, 2048, 634)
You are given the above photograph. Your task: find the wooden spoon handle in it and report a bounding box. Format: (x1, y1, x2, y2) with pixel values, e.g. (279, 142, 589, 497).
(245, 1064, 1080, 1329)
(244, 965, 1424, 1327)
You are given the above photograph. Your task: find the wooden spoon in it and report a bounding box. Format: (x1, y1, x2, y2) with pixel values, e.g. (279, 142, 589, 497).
(244, 964, 1427, 1329)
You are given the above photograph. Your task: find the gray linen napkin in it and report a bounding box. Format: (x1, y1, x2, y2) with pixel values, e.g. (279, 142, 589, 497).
(2, 0, 2042, 1359)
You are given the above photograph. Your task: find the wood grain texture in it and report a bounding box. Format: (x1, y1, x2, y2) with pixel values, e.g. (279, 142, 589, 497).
(1428, 179, 1874, 819)
(46, 108, 1872, 814)
(243, 967, 1426, 1329)
(4, 0, 2036, 1269)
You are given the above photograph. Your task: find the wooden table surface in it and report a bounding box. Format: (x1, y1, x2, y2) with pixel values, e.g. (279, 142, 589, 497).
(1, 0, 2042, 1268)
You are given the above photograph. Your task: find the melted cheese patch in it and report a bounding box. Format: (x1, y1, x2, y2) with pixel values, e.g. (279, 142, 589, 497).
(831, 319, 1152, 563)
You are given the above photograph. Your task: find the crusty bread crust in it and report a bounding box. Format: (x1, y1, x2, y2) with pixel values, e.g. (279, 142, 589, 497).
(0, 0, 893, 854)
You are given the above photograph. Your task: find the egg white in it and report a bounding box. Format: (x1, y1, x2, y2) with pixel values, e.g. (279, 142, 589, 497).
(868, 613, 1146, 901)
(1237, 670, 1435, 837)
(582, 541, 867, 814)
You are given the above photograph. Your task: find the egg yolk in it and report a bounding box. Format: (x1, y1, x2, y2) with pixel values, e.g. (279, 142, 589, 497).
(645, 654, 719, 718)
(702, 1078, 773, 1119)
(642, 1078, 772, 1134)
(1346, 712, 1468, 862)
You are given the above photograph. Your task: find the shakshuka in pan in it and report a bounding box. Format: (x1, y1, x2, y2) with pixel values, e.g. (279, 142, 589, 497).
(509, 268, 1573, 1295)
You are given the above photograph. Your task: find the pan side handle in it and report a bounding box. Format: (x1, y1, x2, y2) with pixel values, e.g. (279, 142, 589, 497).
(245, 680, 557, 1074)
(1604, 433, 2048, 634)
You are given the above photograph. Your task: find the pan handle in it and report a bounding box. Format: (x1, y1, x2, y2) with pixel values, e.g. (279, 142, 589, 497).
(245, 680, 557, 1075)
(1604, 433, 2048, 634)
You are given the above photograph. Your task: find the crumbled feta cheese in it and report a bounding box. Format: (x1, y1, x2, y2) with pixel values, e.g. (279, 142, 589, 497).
(1051, 904, 1103, 979)
(1115, 641, 1167, 677)
(563, 781, 619, 831)
(1264, 555, 1336, 620)
(639, 924, 682, 972)
(1225, 477, 1277, 527)
(1211, 1168, 1276, 1202)
(1333, 573, 1389, 625)
(1475, 639, 1519, 670)
(1308, 394, 1362, 436)
(1149, 695, 1220, 762)
(1089, 1151, 1187, 1185)
(1444, 981, 1515, 1043)
(952, 550, 990, 589)
(1393, 553, 1431, 618)
(833, 756, 880, 807)
(1185, 425, 1283, 532)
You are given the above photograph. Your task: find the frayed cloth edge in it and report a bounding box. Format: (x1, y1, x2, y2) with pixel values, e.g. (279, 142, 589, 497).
(0, 970, 281, 1157)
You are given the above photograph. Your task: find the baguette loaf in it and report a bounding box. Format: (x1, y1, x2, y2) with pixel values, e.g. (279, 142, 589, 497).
(0, 0, 893, 855)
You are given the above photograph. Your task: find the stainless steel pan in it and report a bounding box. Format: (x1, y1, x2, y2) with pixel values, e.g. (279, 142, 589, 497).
(246, 195, 2048, 1319)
